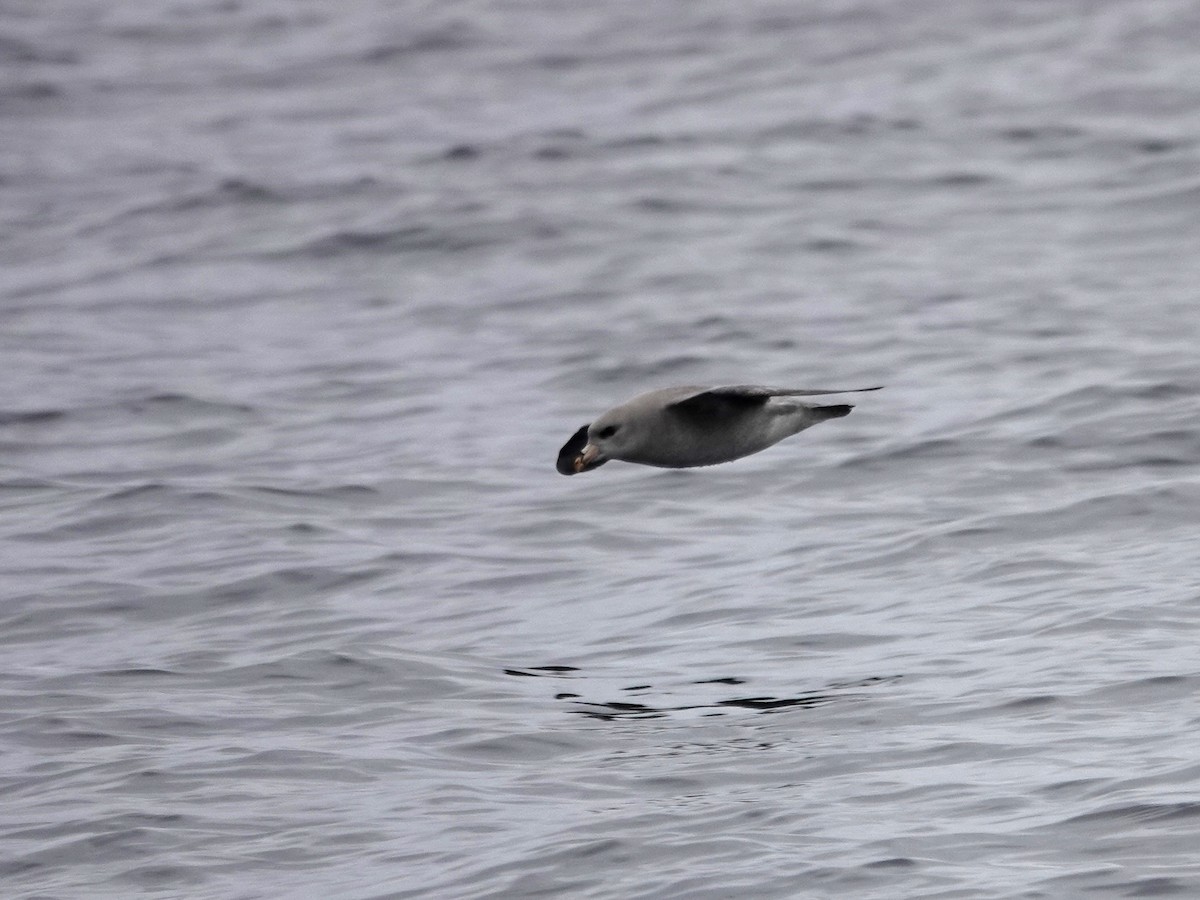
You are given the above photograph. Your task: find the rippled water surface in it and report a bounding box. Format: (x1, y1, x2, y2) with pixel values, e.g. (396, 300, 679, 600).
(4, 1, 1200, 897)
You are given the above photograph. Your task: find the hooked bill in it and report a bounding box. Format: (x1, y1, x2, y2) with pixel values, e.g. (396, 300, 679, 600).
(555, 424, 591, 475)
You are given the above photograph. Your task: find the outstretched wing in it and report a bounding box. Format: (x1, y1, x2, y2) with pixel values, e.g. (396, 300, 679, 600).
(709, 384, 884, 398)
(666, 384, 882, 423)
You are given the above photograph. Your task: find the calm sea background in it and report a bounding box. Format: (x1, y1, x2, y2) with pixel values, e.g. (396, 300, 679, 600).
(3, 1, 1200, 897)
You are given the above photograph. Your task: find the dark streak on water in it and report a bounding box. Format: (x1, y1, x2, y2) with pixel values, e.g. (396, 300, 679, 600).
(3, 0, 1200, 898)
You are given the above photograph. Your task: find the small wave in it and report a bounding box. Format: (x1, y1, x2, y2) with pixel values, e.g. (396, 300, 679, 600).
(296, 225, 496, 257)
(0, 409, 66, 426)
(755, 114, 922, 143)
(838, 436, 966, 468)
(980, 379, 1197, 433)
(95, 667, 177, 678)
(159, 177, 285, 211)
(1062, 801, 1200, 827)
(999, 123, 1085, 143)
(503, 666, 580, 677)
(362, 22, 482, 62)
(588, 356, 713, 385)
(0, 35, 76, 64)
(441, 143, 481, 161)
(924, 171, 997, 187)
(601, 132, 679, 150)
(502, 666, 894, 721)
(98, 483, 171, 502)
(0, 476, 60, 491)
(0, 81, 61, 102)
(804, 235, 863, 254)
(249, 484, 378, 500)
(116, 392, 256, 419)
(563, 686, 863, 721)
(90, 180, 286, 231)
(989, 484, 1200, 537)
(199, 566, 387, 607)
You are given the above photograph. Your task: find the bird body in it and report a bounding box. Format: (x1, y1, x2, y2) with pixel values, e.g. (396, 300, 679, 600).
(557, 384, 880, 475)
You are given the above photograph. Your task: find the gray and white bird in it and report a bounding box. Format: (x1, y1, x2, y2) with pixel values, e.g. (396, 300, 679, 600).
(556, 384, 882, 475)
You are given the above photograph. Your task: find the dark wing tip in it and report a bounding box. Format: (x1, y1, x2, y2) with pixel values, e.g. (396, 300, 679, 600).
(812, 403, 853, 420)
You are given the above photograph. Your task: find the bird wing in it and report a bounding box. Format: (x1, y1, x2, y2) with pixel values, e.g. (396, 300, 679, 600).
(666, 384, 882, 422)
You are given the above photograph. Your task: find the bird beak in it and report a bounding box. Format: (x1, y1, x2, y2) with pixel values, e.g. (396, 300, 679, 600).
(557, 424, 606, 475)
(574, 443, 601, 473)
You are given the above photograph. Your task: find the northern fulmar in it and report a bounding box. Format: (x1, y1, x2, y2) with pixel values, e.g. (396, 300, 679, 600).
(557, 384, 881, 475)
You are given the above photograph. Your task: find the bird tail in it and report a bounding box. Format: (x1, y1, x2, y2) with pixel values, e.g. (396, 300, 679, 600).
(810, 403, 853, 421)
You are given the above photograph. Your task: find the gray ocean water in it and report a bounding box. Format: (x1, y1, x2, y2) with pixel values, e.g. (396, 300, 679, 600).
(4, 1, 1200, 897)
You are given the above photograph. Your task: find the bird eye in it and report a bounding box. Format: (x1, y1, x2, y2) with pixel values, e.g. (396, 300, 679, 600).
(597, 424, 619, 439)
